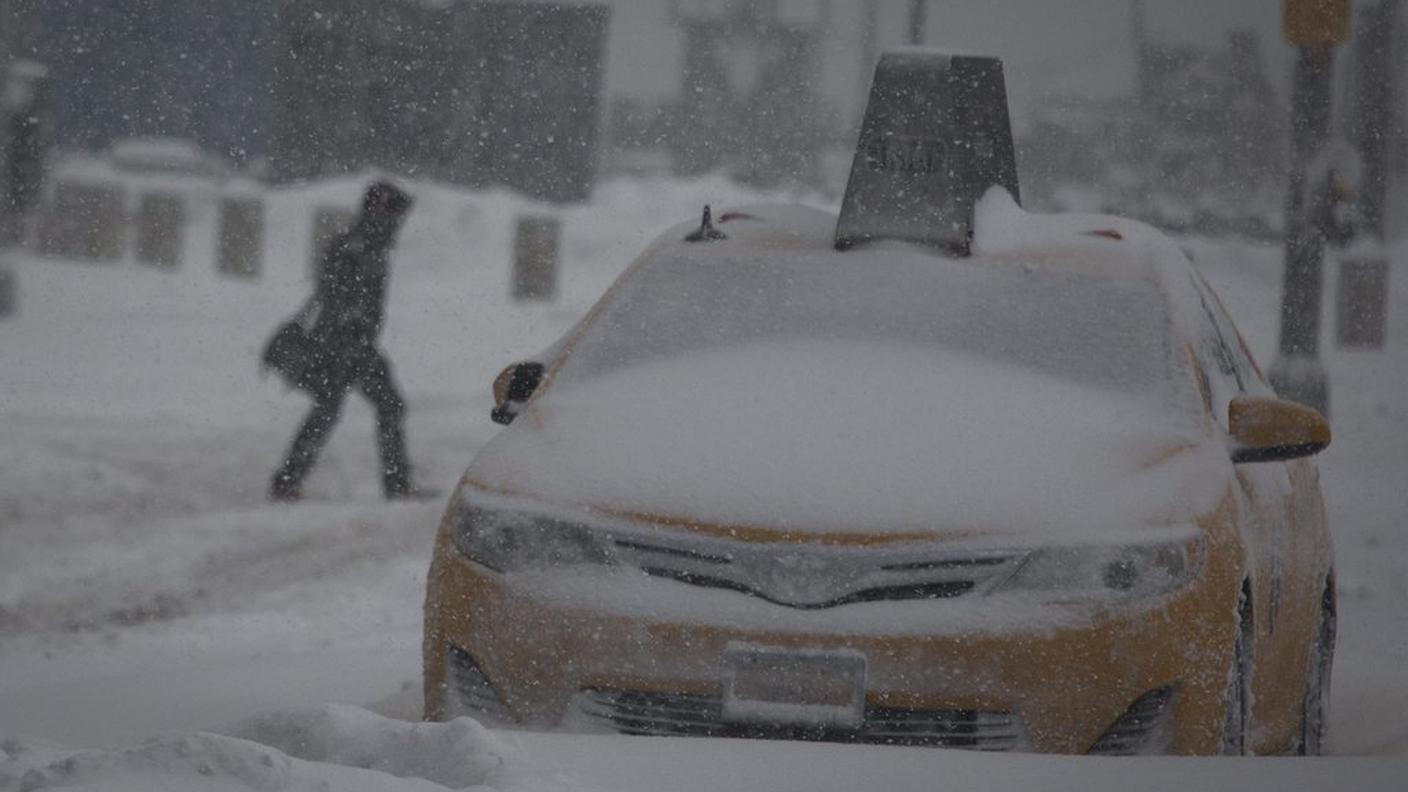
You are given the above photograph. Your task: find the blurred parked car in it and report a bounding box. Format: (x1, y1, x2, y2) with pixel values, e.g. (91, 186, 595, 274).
(423, 189, 1334, 756)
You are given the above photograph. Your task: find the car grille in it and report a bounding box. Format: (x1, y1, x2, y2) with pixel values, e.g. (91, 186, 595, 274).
(573, 688, 1025, 751)
(610, 534, 1023, 609)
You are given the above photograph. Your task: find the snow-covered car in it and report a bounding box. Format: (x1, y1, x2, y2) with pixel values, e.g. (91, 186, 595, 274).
(424, 49, 1333, 756)
(423, 191, 1333, 755)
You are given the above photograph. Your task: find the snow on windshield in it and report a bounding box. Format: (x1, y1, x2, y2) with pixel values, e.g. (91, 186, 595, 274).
(474, 240, 1216, 536)
(555, 247, 1189, 405)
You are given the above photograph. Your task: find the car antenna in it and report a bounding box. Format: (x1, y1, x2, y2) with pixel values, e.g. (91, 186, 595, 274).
(684, 205, 727, 243)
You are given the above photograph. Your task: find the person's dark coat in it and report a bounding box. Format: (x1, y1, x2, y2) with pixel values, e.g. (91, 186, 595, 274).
(303, 227, 395, 395)
(267, 180, 415, 500)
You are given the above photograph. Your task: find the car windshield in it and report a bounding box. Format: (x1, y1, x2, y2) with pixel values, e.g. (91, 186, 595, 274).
(555, 251, 1191, 404)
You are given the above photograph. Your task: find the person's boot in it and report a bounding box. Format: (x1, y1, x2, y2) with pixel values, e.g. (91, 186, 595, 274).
(383, 475, 410, 499)
(376, 408, 419, 499)
(269, 471, 303, 502)
(272, 397, 339, 503)
(383, 464, 439, 500)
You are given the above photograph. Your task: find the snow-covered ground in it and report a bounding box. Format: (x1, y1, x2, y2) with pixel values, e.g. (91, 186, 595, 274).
(1, 173, 1406, 790)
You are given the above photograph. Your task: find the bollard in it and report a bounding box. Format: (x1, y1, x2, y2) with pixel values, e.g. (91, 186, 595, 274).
(1336, 256, 1388, 349)
(309, 207, 356, 278)
(511, 215, 560, 301)
(0, 266, 14, 318)
(37, 181, 125, 261)
(134, 191, 185, 268)
(217, 196, 264, 278)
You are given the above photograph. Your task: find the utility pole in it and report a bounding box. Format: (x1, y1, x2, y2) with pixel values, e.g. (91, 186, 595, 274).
(1353, 0, 1400, 238)
(1269, 0, 1353, 417)
(1332, 0, 1402, 352)
(0, 0, 14, 241)
(907, 0, 926, 46)
(0, 0, 14, 317)
(0, 0, 15, 249)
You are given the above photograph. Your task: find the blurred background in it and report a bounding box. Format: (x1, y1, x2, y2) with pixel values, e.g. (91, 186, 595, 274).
(1, 0, 1407, 756)
(0, 0, 1403, 239)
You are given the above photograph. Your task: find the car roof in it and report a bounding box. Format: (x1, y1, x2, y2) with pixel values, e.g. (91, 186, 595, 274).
(481, 194, 1222, 540)
(640, 190, 1188, 288)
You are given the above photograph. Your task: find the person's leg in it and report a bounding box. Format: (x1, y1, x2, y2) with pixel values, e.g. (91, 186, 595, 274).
(271, 391, 343, 500)
(359, 352, 411, 497)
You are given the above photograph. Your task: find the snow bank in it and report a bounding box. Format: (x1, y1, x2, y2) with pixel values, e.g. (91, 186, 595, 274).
(220, 705, 515, 789)
(221, 698, 523, 783)
(0, 706, 559, 792)
(0, 729, 458, 792)
(5, 706, 1408, 792)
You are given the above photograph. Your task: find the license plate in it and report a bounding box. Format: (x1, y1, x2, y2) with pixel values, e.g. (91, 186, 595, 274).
(721, 643, 867, 729)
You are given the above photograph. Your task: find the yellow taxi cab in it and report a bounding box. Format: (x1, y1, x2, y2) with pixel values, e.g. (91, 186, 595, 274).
(423, 50, 1333, 756)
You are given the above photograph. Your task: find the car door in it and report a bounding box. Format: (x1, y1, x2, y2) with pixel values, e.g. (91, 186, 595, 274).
(1188, 273, 1323, 743)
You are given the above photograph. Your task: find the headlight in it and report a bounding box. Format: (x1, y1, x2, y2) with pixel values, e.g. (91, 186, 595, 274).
(449, 503, 613, 572)
(999, 538, 1202, 600)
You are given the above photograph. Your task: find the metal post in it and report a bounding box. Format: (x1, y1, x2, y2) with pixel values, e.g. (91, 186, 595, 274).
(907, 0, 926, 46)
(1269, 46, 1335, 415)
(0, 0, 13, 319)
(1271, 0, 1353, 415)
(1332, 0, 1400, 353)
(0, 0, 15, 248)
(1353, 0, 1400, 238)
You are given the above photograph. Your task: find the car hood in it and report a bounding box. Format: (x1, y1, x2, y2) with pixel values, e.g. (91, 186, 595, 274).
(468, 337, 1230, 542)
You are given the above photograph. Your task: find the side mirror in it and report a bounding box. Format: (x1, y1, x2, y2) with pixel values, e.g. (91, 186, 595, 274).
(1228, 395, 1330, 464)
(491, 361, 545, 425)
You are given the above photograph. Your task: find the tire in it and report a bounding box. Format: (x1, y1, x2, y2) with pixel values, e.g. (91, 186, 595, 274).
(1297, 580, 1336, 756)
(1222, 584, 1253, 756)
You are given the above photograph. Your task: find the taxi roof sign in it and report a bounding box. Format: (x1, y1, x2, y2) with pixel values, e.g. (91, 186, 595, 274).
(835, 50, 1019, 256)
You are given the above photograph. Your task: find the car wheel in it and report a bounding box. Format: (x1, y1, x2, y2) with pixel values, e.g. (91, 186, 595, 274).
(1297, 579, 1336, 756)
(1221, 584, 1253, 756)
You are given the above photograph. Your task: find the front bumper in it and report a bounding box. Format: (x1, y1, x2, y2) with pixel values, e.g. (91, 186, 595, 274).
(424, 532, 1237, 754)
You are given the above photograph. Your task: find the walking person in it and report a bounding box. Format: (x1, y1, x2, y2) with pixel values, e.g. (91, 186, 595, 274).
(266, 181, 418, 501)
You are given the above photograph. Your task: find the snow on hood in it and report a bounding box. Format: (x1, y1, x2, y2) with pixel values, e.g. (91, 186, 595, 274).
(468, 196, 1232, 541)
(470, 337, 1228, 540)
